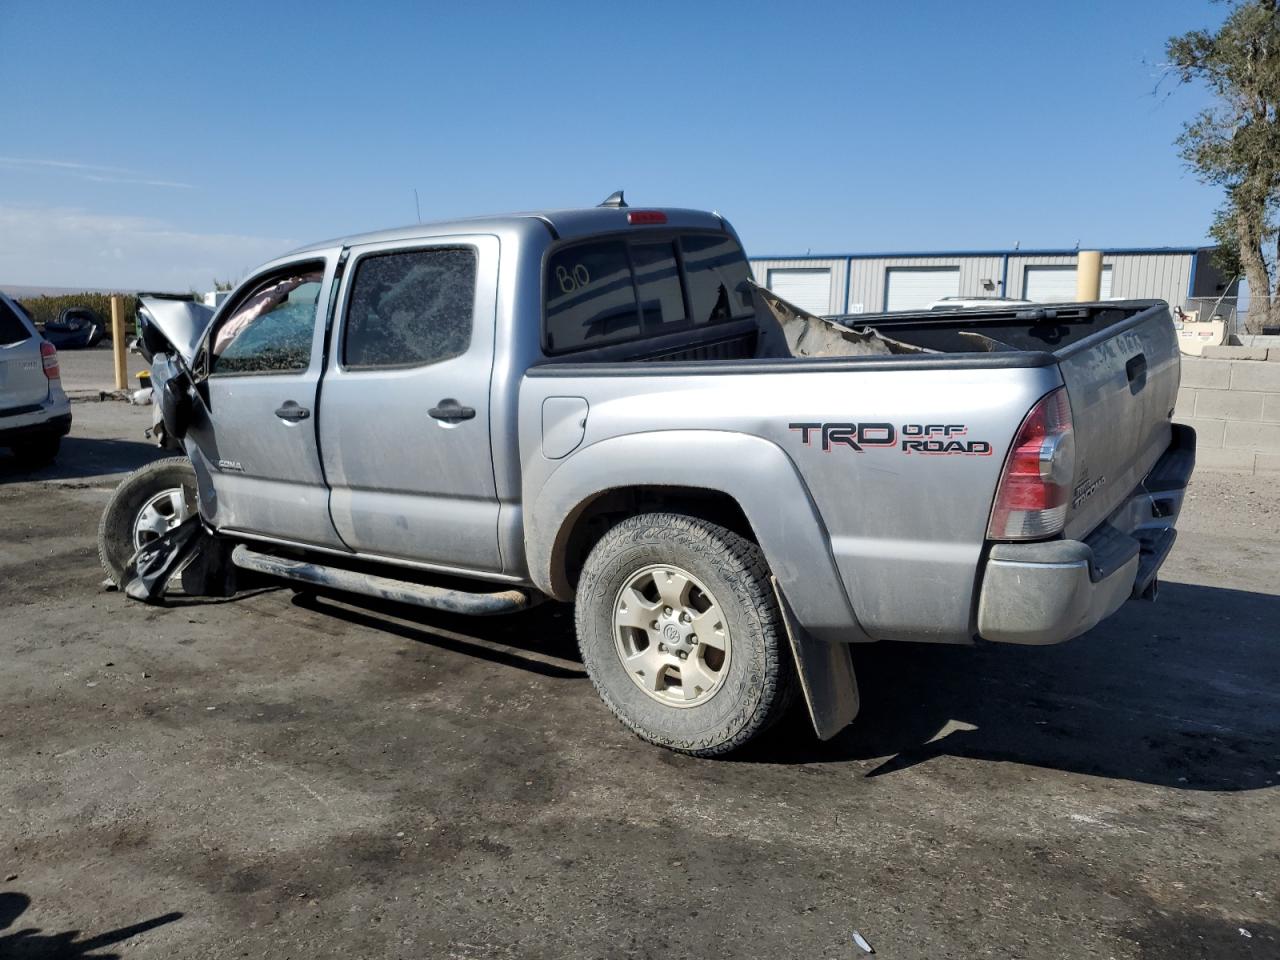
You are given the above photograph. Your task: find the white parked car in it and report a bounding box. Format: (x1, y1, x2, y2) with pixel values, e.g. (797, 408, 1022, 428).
(927, 296, 1034, 310)
(0, 291, 71, 466)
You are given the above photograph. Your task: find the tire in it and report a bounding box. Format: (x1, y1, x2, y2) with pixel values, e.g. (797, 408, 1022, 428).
(97, 456, 198, 588)
(574, 512, 798, 757)
(10, 435, 60, 468)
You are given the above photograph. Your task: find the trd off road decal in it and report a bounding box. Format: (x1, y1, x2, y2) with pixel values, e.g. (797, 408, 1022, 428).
(788, 422, 992, 456)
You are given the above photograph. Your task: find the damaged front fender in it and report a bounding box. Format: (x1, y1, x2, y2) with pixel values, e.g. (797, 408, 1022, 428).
(136, 298, 213, 368)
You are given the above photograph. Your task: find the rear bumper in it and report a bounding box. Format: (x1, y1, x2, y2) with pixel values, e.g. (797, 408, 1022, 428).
(976, 423, 1194, 645)
(0, 391, 72, 446)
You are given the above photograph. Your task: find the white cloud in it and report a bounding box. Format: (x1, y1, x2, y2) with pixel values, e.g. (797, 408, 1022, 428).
(0, 204, 294, 291)
(0, 155, 194, 189)
(0, 155, 132, 173)
(79, 173, 195, 189)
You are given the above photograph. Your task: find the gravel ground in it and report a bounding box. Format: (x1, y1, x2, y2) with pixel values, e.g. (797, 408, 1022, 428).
(53, 344, 149, 397)
(0, 404, 1277, 959)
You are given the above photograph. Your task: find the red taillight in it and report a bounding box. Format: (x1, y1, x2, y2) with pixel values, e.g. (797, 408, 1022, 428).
(627, 210, 667, 225)
(987, 387, 1075, 540)
(40, 340, 60, 380)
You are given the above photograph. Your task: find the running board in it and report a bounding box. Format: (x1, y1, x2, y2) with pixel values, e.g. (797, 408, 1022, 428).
(230, 545, 538, 616)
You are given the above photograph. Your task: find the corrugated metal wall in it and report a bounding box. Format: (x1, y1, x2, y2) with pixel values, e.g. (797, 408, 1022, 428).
(1005, 253, 1192, 304)
(1004, 254, 1077, 298)
(1107, 254, 1194, 306)
(750, 251, 1196, 314)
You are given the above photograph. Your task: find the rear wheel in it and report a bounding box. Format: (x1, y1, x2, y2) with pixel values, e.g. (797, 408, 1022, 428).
(9, 435, 60, 468)
(574, 513, 797, 757)
(97, 456, 198, 587)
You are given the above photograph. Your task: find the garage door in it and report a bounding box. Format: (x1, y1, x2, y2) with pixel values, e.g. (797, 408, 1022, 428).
(766, 268, 832, 314)
(1024, 265, 1113, 302)
(885, 267, 960, 311)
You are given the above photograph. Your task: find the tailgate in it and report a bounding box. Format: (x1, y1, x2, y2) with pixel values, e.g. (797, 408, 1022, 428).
(1057, 303, 1179, 540)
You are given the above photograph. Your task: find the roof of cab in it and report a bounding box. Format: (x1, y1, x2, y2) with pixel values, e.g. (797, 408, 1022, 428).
(285, 206, 727, 256)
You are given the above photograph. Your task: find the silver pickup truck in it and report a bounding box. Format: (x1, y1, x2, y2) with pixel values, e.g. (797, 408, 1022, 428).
(100, 200, 1194, 756)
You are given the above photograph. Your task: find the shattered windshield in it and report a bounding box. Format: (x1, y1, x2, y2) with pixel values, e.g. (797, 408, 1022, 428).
(211, 270, 324, 375)
(343, 248, 476, 369)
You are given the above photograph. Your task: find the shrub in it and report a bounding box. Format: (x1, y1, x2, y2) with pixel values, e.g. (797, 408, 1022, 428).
(17, 293, 141, 336)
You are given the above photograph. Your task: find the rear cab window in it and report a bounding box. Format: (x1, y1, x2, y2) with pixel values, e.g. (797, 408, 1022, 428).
(680, 234, 754, 325)
(542, 231, 753, 355)
(544, 241, 641, 352)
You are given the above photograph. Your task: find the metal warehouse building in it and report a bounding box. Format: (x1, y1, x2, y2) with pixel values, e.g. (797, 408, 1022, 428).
(749, 246, 1226, 316)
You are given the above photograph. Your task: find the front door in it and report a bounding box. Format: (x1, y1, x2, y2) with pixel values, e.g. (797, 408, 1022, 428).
(184, 252, 346, 549)
(318, 234, 501, 572)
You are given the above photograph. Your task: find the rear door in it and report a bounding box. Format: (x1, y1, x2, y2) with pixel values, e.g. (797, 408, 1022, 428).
(318, 234, 501, 572)
(765, 268, 831, 314)
(0, 294, 49, 411)
(185, 252, 346, 549)
(885, 267, 960, 311)
(1025, 265, 1114, 302)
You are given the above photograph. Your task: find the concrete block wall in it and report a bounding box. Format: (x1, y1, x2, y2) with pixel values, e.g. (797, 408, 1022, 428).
(1175, 356, 1280, 474)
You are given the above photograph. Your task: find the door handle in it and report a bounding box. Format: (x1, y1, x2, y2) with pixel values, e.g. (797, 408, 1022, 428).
(275, 401, 311, 422)
(1125, 353, 1147, 393)
(429, 398, 476, 423)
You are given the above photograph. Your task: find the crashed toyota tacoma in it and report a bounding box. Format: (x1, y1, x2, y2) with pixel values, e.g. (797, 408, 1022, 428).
(99, 199, 1195, 756)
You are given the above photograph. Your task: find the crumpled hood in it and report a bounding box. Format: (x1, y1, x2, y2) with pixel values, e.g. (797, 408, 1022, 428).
(138, 297, 214, 367)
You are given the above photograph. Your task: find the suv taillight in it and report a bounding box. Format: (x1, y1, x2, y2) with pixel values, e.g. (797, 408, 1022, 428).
(40, 340, 60, 380)
(987, 387, 1075, 540)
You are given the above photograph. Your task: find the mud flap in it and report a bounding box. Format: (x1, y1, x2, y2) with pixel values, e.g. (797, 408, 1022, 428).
(770, 576, 859, 740)
(123, 516, 206, 604)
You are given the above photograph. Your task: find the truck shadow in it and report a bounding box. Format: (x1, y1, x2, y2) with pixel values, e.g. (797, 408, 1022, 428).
(291, 590, 586, 680)
(291, 576, 1278, 792)
(0, 891, 181, 959)
(0, 436, 163, 485)
(1122, 904, 1278, 957)
(749, 580, 1280, 791)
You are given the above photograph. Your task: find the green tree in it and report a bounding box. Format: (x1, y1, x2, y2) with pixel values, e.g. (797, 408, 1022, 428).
(1169, 0, 1280, 332)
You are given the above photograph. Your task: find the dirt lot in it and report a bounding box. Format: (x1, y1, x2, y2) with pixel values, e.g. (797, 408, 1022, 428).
(1, 401, 1277, 959)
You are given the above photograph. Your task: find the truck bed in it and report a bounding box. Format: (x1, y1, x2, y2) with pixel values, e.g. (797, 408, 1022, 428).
(523, 298, 1180, 643)
(538, 295, 1170, 368)
(829, 301, 1167, 357)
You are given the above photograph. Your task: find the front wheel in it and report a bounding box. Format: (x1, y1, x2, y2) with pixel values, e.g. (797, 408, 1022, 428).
(97, 456, 198, 588)
(574, 513, 797, 757)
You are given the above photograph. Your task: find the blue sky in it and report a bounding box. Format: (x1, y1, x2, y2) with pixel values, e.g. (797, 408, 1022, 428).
(0, 0, 1226, 290)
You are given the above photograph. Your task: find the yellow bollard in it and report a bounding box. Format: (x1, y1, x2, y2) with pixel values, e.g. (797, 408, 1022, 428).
(1077, 251, 1103, 302)
(110, 295, 128, 391)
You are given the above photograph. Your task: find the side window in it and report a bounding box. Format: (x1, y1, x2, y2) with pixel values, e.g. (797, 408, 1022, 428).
(343, 248, 476, 369)
(681, 235, 754, 326)
(210, 267, 325, 375)
(0, 297, 32, 346)
(544, 241, 639, 352)
(631, 241, 688, 333)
